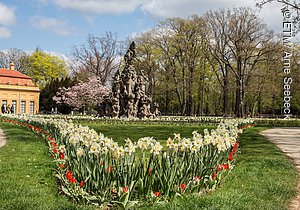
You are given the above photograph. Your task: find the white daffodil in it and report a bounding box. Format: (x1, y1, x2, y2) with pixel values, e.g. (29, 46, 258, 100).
(89, 142, 100, 155)
(167, 137, 174, 148)
(150, 142, 163, 155)
(173, 133, 181, 140)
(101, 146, 109, 155)
(76, 147, 85, 157)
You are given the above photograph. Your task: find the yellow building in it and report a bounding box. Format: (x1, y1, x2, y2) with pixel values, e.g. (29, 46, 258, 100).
(0, 63, 40, 114)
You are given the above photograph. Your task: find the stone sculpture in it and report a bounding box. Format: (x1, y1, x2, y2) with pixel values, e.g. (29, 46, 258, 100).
(99, 41, 159, 118)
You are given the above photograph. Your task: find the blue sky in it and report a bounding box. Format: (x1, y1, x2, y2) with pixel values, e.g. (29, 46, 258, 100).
(0, 0, 284, 56)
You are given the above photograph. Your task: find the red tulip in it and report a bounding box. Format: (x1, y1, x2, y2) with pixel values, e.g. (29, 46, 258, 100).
(48, 137, 54, 141)
(70, 178, 76, 183)
(59, 152, 65, 159)
(212, 172, 217, 180)
(80, 180, 84, 188)
(122, 186, 129, 193)
(193, 176, 202, 182)
(154, 191, 160, 197)
(216, 165, 222, 172)
(66, 170, 72, 179)
(227, 153, 233, 161)
(223, 164, 229, 170)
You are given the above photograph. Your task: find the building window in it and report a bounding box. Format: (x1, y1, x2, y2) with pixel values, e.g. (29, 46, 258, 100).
(21, 101, 26, 114)
(1, 100, 7, 113)
(12, 100, 17, 114)
(30, 101, 34, 114)
(2, 100, 7, 107)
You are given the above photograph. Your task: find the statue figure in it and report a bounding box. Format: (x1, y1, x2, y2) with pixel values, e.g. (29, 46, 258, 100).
(153, 102, 161, 117)
(124, 41, 136, 67)
(126, 98, 135, 118)
(101, 41, 159, 119)
(112, 73, 121, 95)
(111, 96, 120, 118)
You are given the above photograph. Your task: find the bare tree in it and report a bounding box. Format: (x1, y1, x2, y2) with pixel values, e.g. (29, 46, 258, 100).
(257, 0, 300, 9)
(257, 0, 300, 33)
(0, 48, 28, 71)
(70, 32, 123, 85)
(134, 32, 160, 96)
(205, 8, 276, 117)
(205, 9, 232, 116)
(148, 16, 206, 115)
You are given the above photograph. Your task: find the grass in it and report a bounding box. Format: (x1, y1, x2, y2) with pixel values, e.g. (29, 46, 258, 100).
(142, 127, 298, 210)
(79, 121, 215, 145)
(0, 122, 298, 210)
(0, 122, 94, 210)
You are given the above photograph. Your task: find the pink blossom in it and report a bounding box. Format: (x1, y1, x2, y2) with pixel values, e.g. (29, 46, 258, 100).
(53, 77, 110, 111)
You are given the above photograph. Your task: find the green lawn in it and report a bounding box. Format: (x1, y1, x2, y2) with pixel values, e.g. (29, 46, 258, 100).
(0, 122, 298, 210)
(79, 121, 215, 144)
(143, 127, 298, 210)
(0, 122, 94, 210)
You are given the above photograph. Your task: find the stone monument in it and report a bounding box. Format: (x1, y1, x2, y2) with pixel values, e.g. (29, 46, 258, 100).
(99, 41, 159, 118)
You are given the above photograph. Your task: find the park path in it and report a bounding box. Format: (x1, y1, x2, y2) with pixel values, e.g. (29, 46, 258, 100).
(261, 128, 300, 210)
(0, 127, 6, 148)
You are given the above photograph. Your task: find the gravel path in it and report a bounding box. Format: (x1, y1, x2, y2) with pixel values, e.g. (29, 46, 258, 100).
(0, 128, 6, 148)
(261, 128, 300, 210)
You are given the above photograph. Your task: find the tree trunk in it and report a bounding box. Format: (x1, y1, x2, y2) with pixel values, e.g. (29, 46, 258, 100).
(235, 57, 245, 118)
(223, 68, 229, 116)
(165, 89, 170, 115)
(181, 67, 187, 115)
(187, 67, 194, 116)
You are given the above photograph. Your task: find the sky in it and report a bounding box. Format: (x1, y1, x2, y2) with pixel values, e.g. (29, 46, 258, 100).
(0, 0, 287, 57)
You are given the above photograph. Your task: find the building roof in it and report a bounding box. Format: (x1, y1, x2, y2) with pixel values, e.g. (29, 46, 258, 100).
(0, 68, 32, 79)
(0, 68, 36, 87)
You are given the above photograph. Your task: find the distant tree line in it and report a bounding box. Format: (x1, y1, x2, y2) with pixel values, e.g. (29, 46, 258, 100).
(1, 6, 300, 117)
(132, 7, 300, 117)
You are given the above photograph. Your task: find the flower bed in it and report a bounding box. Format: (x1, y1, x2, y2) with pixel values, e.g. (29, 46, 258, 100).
(253, 118, 300, 127)
(1, 115, 254, 208)
(31, 114, 225, 125)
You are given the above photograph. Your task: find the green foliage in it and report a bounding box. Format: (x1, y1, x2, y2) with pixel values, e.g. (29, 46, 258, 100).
(0, 122, 297, 210)
(40, 77, 76, 113)
(3, 116, 243, 207)
(0, 122, 94, 210)
(80, 122, 214, 144)
(134, 9, 300, 117)
(142, 127, 298, 210)
(22, 49, 69, 88)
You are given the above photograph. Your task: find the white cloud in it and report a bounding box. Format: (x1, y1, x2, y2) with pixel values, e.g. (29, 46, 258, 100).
(140, 0, 285, 34)
(52, 0, 146, 14)
(0, 26, 11, 38)
(47, 51, 69, 61)
(47, 0, 285, 35)
(0, 3, 16, 38)
(257, 3, 283, 33)
(30, 16, 79, 36)
(141, 0, 256, 18)
(0, 3, 16, 26)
